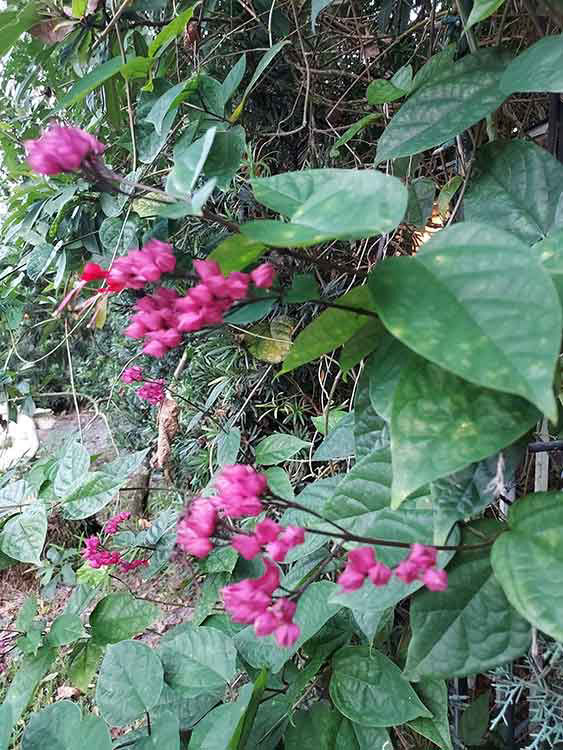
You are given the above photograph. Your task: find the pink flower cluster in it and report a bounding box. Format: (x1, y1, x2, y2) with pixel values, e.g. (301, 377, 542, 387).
(25, 125, 105, 176)
(174, 260, 275, 333)
(338, 543, 448, 593)
(395, 543, 448, 591)
(103, 511, 131, 535)
(121, 365, 143, 384)
(124, 287, 181, 358)
(232, 519, 305, 562)
(81, 240, 176, 293)
(176, 465, 269, 558)
(222, 558, 299, 647)
(82, 535, 148, 574)
(176, 497, 218, 558)
(137, 379, 165, 405)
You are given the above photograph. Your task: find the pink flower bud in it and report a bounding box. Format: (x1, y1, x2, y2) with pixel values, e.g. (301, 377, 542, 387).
(368, 562, 392, 586)
(251, 263, 276, 289)
(193, 259, 221, 281)
(422, 568, 448, 591)
(348, 547, 376, 574)
(25, 126, 105, 175)
(394, 559, 420, 584)
(232, 534, 261, 560)
(265, 539, 290, 562)
(278, 526, 305, 548)
(408, 543, 437, 571)
(254, 519, 281, 545)
(178, 311, 205, 332)
(142, 339, 169, 358)
(337, 565, 366, 592)
(121, 366, 143, 384)
(254, 611, 279, 636)
(124, 320, 148, 339)
(275, 623, 300, 648)
(224, 272, 250, 300)
(81, 262, 108, 281)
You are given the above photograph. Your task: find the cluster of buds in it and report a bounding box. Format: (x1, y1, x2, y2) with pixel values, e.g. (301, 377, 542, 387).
(137, 379, 165, 405)
(232, 519, 305, 562)
(222, 558, 299, 647)
(81, 240, 176, 292)
(121, 365, 143, 384)
(103, 510, 131, 535)
(82, 535, 148, 574)
(176, 497, 218, 558)
(337, 543, 447, 593)
(124, 288, 181, 358)
(24, 125, 105, 176)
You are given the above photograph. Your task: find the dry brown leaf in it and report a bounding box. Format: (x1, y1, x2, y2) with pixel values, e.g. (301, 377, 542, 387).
(151, 397, 180, 473)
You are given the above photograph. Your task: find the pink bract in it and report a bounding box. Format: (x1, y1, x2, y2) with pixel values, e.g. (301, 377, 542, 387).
(25, 126, 104, 176)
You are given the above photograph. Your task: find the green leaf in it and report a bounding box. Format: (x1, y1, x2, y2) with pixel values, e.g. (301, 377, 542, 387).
(228, 40, 289, 122)
(535, 229, 563, 305)
(72, 0, 88, 16)
(208, 234, 266, 274)
(365, 335, 416, 421)
(466, 0, 505, 27)
(145, 80, 187, 132)
(120, 55, 154, 81)
(408, 680, 453, 750)
(188, 684, 253, 750)
(354, 373, 388, 460)
(312, 413, 356, 461)
(60, 473, 118, 519)
(54, 441, 90, 498)
(166, 127, 217, 194)
(135, 707, 180, 749)
(216, 427, 241, 466)
(148, 6, 195, 57)
(99, 448, 149, 482)
(0, 646, 56, 737)
(411, 46, 456, 92)
(0, 704, 12, 750)
(311, 0, 335, 29)
(375, 49, 509, 163)
(16, 596, 38, 632)
(311, 409, 347, 436)
(491, 491, 563, 640)
(330, 646, 432, 727)
(222, 54, 246, 102)
(339, 320, 384, 375)
(89, 592, 159, 645)
(465, 139, 563, 243)
(0, 504, 47, 564)
(158, 623, 237, 698)
(367, 66, 412, 105)
(285, 703, 341, 750)
(370, 222, 561, 419)
(405, 178, 435, 227)
(99, 217, 138, 253)
(390, 357, 538, 506)
(285, 273, 320, 304)
(26, 243, 56, 281)
(501, 34, 563, 94)
(203, 127, 246, 190)
(264, 467, 294, 501)
(280, 286, 376, 375)
(56, 56, 123, 109)
(0, 4, 41, 59)
(22, 701, 112, 750)
(459, 691, 491, 746)
(255, 433, 310, 465)
(68, 640, 104, 692)
(329, 114, 381, 158)
(405, 520, 531, 680)
(234, 581, 342, 673)
(438, 175, 463, 216)
(0, 480, 32, 519)
(246, 169, 407, 246)
(228, 668, 269, 749)
(324, 448, 391, 523)
(96, 641, 164, 727)
(47, 613, 84, 646)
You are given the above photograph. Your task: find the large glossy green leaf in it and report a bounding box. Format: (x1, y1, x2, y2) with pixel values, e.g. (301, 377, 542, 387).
(56, 56, 123, 109)
(188, 684, 253, 750)
(166, 127, 217, 194)
(46, 613, 84, 646)
(54, 441, 90, 498)
(466, 0, 506, 28)
(280, 286, 376, 375)
(96, 641, 164, 726)
(203, 126, 246, 190)
(208, 234, 266, 274)
(255, 433, 310, 465)
(501, 34, 563, 93)
(228, 40, 289, 122)
(22, 701, 111, 750)
(535, 229, 563, 304)
(157, 623, 237, 698)
(354, 372, 388, 460)
(68, 640, 104, 692)
(366, 335, 416, 421)
(492, 491, 563, 640)
(246, 169, 407, 246)
(285, 703, 341, 750)
(60, 473, 119, 519)
(390, 357, 537, 506)
(408, 680, 453, 750)
(330, 646, 431, 727)
(370, 223, 561, 419)
(0, 4, 41, 59)
(148, 6, 195, 57)
(312, 412, 355, 461)
(465, 140, 563, 243)
(234, 582, 342, 673)
(404, 520, 531, 680)
(222, 54, 246, 102)
(0, 504, 47, 564)
(375, 49, 509, 163)
(0, 479, 32, 519)
(0, 646, 55, 740)
(324, 448, 391, 522)
(99, 448, 149, 482)
(89, 592, 159, 644)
